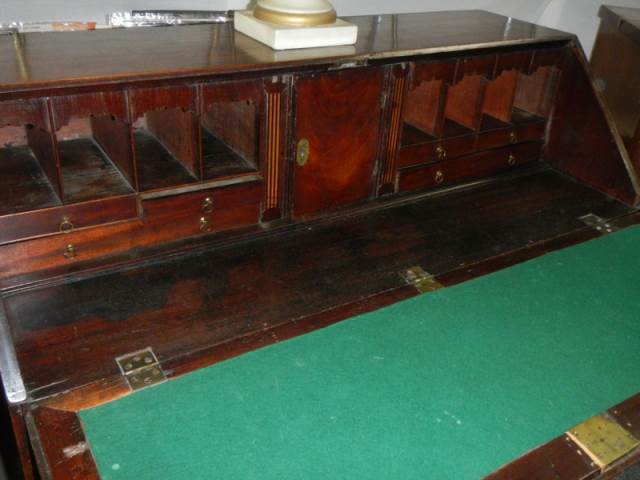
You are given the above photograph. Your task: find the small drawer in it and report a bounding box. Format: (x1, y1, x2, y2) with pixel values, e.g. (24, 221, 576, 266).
(476, 122, 546, 151)
(398, 142, 542, 193)
(0, 194, 139, 245)
(397, 134, 475, 169)
(142, 182, 263, 237)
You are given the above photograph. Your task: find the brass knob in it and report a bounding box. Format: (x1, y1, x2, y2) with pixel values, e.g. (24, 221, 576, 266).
(509, 132, 518, 144)
(296, 138, 310, 167)
(202, 197, 214, 214)
(436, 145, 447, 161)
(508, 154, 517, 166)
(59, 216, 74, 234)
(199, 216, 211, 232)
(63, 244, 76, 259)
(434, 170, 445, 185)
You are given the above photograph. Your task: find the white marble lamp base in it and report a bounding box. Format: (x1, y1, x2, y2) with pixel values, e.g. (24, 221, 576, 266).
(234, 10, 358, 50)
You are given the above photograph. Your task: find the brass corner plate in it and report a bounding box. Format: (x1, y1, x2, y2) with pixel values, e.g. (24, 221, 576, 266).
(116, 347, 167, 392)
(567, 414, 640, 468)
(400, 266, 444, 293)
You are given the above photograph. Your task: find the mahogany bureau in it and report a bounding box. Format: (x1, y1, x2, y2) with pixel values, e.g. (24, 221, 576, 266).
(1, 10, 639, 479)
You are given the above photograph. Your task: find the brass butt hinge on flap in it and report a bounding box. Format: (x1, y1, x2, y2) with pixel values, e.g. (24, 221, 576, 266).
(567, 414, 640, 469)
(400, 266, 444, 293)
(579, 213, 619, 233)
(116, 347, 167, 392)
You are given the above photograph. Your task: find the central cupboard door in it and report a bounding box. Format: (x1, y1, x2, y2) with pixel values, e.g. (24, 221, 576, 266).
(292, 68, 385, 218)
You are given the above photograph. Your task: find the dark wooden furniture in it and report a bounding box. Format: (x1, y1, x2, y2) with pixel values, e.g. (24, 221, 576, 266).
(591, 5, 640, 180)
(1, 10, 640, 479)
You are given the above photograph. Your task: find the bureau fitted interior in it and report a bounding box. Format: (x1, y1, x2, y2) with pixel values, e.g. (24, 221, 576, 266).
(0, 37, 636, 405)
(0, 45, 564, 248)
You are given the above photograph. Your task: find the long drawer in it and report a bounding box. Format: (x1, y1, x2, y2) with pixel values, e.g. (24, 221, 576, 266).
(0, 194, 139, 245)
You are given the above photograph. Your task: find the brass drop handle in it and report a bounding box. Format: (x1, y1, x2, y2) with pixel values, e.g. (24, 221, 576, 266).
(63, 244, 76, 260)
(434, 170, 445, 185)
(202, 197, 214, 214)
(508, 154, 517, 166)
(296, 138, 310, 167)
(509, 132, 518, 144)
(59, 216, 74, 234)
(199, 216, 211, 232)
(436, 145, 447, 161)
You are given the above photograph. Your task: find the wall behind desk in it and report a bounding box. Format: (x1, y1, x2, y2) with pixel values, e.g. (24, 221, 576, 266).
(2, 0, 640, 56)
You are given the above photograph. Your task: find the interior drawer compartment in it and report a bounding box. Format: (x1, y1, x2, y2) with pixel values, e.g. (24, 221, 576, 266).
(142, 182, 263, 236)
(398, 134, 475, 168)
(398, 142, 542, 193)
(0, 194, 139, 245)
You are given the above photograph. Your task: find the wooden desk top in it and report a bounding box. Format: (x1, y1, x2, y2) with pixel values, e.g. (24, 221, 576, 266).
(599, 5, 640, 45)
(0, 10, 571, 94)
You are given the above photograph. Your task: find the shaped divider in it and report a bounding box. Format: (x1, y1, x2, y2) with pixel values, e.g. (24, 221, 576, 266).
(200, 80, 262, 180)
(0, 98, 61, 216)
(50, 91, 135, 204)
(129, 86, 200, 191)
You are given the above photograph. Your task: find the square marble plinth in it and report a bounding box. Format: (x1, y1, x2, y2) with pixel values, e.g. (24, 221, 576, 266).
(234, 10, 358, 50)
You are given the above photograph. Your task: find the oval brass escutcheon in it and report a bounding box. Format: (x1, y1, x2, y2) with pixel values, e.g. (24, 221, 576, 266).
(202, 197, 214, 214)
(296, 138, 310, 167)
(63, 244, 76, 259)
(199, 216, 211, 232)
(508, 154, 517, 166)
(509, 132, 518, 144)
(434, 170, 445, 184)
(436, 145, 447, 161)
(59, 216, 74, 234)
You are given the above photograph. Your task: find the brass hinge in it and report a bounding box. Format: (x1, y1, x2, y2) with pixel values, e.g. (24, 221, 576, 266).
(567, 414, 640, 469)
(400, 266, 444, 293)
(579, 213, 619, 233)
(116, 347, 167, 392)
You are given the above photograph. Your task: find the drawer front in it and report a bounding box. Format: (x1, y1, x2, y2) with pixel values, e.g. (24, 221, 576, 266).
(0, 195, 139, 245)
(398, 134, 475, 169)
(143, 182, 263, 236)
(476, 122, 546, 151)
(398, 142, 541, 193)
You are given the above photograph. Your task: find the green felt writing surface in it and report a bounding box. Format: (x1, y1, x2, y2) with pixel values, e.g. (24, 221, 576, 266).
(80, 226, 640, 479)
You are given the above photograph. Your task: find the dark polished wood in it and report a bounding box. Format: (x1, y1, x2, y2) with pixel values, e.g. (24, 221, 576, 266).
(23, 210, 640, 480)
(1, 10, 640, 480)
(591, 5, 640, 174)
(0, 11, 571, 95)
(546, 46, 639, 204)
(486, 436, 599, 480)
(292, 67, 385, 217)
(2, 168, 630, 402)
